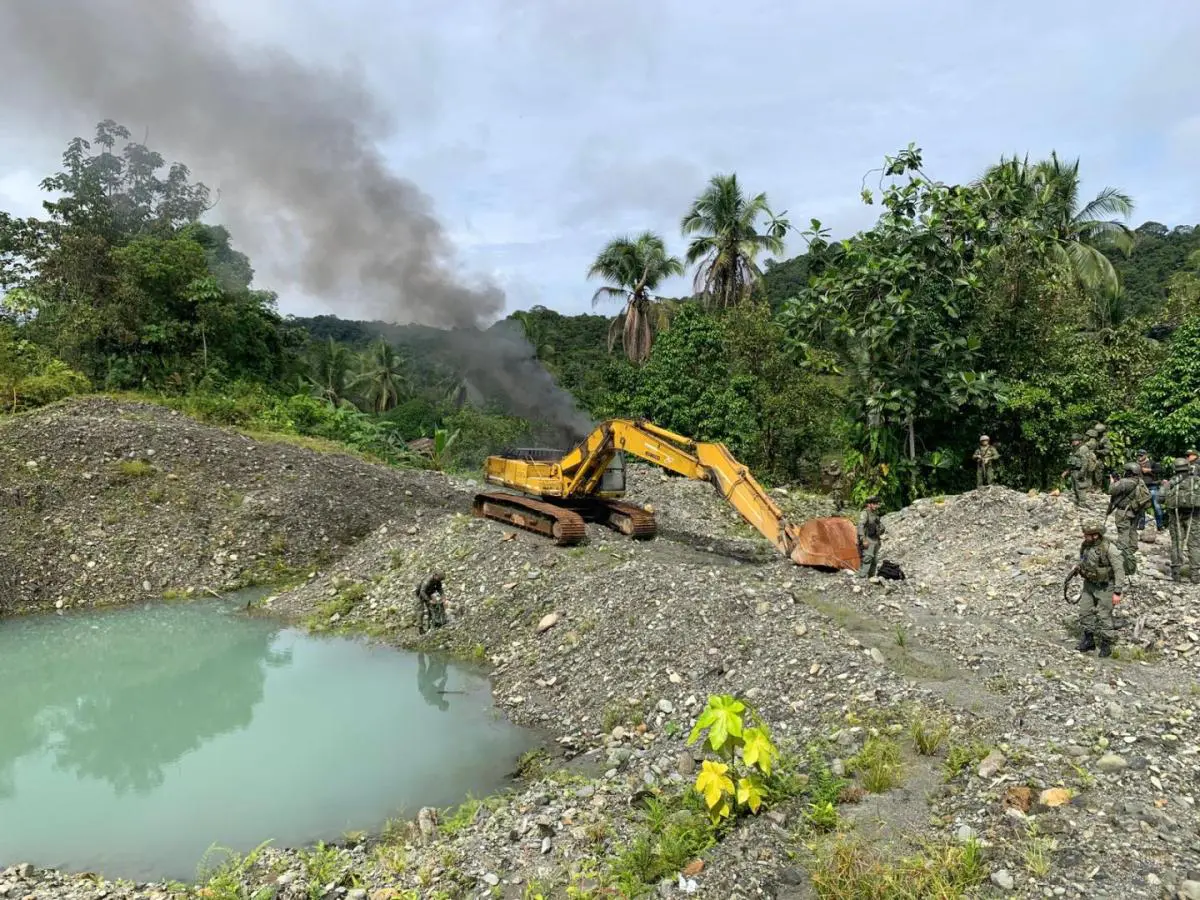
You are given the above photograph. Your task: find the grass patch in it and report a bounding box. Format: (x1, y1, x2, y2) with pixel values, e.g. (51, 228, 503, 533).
(196, 841, 272, 900)
(909, 712, 950, 756)
(943, 741, 991, 780)
(306, 582, 367, 631)
(371, 842, 408, 877)
(1022, 822, 1055, 877)
(298, 842, 350, 899)
(608, 793, 717, 897)
(846, 735, 903, 793)
(116, 459, 155, 479)
(440, 795, 481, 837)
(809, 836, 986, 899)
(515, 747, 549, 779)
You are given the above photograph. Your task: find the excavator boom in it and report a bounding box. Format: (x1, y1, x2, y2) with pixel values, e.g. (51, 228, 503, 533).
(474, 418, 860, 570)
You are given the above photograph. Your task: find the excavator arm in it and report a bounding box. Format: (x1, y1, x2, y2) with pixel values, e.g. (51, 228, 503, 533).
(555, 419, 858, 569)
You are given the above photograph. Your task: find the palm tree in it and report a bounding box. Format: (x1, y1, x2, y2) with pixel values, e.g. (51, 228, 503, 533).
(308, 337, 354, 406)
(587, 231, 685, 365)
(680, 173, 789, 309)
(353, 339, 409, 414)
(983, 153, 1134, 297)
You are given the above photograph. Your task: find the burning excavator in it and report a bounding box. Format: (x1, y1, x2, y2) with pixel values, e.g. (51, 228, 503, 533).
(472, 418, 860, 570)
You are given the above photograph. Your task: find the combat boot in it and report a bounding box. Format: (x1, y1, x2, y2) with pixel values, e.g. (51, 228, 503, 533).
(1098, 638, 1113, 658)
(1076, 632, 1095, 652)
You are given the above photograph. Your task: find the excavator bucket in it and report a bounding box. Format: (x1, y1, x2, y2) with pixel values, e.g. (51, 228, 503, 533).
(789, 517, 860, 571)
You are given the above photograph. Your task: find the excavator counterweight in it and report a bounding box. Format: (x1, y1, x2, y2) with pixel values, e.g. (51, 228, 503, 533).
(472, 418, 860, 571)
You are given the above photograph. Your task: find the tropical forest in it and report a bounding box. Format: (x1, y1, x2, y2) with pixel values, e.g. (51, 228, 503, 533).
(3, 122, 1200, 506)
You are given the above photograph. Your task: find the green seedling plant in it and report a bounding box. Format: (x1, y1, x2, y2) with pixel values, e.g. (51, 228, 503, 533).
(688, 694, 778, 825)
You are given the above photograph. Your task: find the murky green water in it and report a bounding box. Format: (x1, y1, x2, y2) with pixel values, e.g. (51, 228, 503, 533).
(0, 598, 536, 881)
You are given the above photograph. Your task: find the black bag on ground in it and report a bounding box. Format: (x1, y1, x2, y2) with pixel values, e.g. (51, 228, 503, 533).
(878, 559, 906, 580)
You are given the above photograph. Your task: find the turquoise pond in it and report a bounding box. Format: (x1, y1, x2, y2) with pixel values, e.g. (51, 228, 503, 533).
(0, 598, 537, 881)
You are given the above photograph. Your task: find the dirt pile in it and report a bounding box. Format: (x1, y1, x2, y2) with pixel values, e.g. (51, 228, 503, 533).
(8, 418, 1200, 899)
(0, 397, 452, 615)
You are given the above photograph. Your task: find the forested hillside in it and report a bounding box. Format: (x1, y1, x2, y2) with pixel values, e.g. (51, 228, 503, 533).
(3, 124, 1200, 505)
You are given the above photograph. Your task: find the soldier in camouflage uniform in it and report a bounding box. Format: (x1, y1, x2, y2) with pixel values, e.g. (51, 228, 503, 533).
(856, 496, 884, 579)
(1061, 434, 1093, 506)
(1187, 449, 1199, 475)
(1080, 427, 1102, 490)
(1106, 461, 1150, 576)
(1067, 521, 1125, 658)
(1162, 458, 1200, 583)
(822, 459, 846, 512)
(414, 571, 448, 633)
(972, 435, 1000, 487)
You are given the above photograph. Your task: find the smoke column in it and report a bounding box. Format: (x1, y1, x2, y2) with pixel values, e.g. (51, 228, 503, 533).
(0, 0, 598, 441)
(0, 0, 502, 329)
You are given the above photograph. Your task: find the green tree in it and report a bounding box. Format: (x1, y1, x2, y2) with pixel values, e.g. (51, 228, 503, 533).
(309, 337, 355, 406)
(981, 153, 1134, 327)
(680, 173, 789, 309)
(352, 339, 409, 414)
(784, 147, 1023, 500)
(1129, 314, 1200, 453)
(587, 232, 685, 365)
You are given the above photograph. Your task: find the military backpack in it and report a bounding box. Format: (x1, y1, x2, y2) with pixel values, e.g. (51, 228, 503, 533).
(1163, 474, 1200, 510)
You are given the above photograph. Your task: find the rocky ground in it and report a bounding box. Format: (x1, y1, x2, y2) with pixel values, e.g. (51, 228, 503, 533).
(4, 407, 1200, 899)
(0, 397, 454, 615)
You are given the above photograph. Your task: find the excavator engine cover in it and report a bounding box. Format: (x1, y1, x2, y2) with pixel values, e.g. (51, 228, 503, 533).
(790, 517, 860, 571)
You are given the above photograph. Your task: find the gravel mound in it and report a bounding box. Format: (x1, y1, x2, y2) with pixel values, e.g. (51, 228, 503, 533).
(0, 397, 452, 615)
(8, 444, 1200, 898)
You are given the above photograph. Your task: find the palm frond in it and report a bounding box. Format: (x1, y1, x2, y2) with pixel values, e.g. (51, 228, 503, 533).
(1064, 240, 1120, 295)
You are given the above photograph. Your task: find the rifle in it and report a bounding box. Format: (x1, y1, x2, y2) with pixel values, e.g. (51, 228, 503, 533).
(1063, 566, 1080, 603)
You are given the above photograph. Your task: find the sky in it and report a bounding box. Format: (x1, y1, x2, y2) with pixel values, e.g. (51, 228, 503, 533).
(2, 0, 1199, 323)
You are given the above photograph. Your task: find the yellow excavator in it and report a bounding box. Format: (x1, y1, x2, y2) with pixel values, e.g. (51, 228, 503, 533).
(472, 418, 860, 570)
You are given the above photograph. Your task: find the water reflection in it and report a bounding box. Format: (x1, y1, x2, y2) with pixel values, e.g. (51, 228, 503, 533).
(0, 603, 292, 796)
(416, 652, 449, 712)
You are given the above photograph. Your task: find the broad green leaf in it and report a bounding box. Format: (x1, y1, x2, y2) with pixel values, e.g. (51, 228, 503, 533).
(694, 760, 734, 810)
(741, 727, 776, 775)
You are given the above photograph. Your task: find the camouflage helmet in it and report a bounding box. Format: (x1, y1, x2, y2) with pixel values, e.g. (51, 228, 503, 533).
(979, 434, 990, 443)
(1136, 448, 1148, 458)
(431, 570, 444, 581)
(866, 495, 880, 505)
(1094, 423, 1107, 434)
(1187, 449, 1199, 459)
(1071, 433, 1084, 442)
(1125, 461, 1141, 476)
(1081, 520, 1106, 536)
(1175, 457, 1191, 472)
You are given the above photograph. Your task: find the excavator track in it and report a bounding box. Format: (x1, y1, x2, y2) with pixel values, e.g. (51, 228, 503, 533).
(594, 499, 657, 539)
(472, 492, 587, 545)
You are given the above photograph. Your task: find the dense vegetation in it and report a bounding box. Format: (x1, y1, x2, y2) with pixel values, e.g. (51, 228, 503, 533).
(3, 122, 1200, 505)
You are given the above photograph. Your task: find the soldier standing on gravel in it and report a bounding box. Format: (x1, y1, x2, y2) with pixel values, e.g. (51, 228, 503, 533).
(972, 435, 1000, 487)
(415, 571, 448, 633)
(856, 496, 884, 579)
(1062, 434, 1092, 506)
(1134, 451, 1165, 531)
(1066, 521, 1124, 658)
(1106, 462, 1150, 575)
(1161, 458, 1200, 583)
(823, 459, 846, 512)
